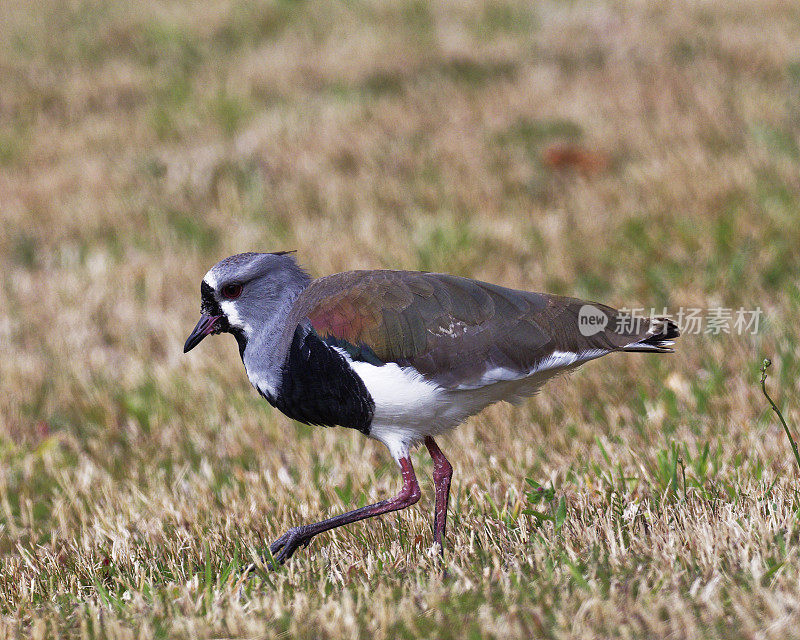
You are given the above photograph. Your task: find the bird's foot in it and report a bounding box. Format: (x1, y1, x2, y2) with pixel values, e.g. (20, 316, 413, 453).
(266, 526, 314, 566)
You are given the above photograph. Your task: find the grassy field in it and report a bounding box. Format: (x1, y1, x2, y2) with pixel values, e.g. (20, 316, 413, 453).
(2, 0, 800, 637)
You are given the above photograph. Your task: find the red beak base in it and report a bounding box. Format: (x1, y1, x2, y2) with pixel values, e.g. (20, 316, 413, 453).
(183, 314, 222, 353)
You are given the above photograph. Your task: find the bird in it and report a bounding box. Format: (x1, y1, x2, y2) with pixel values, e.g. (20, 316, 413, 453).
(184, 251, 679, 564)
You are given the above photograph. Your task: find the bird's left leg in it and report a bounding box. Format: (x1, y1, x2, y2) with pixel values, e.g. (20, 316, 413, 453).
(268, 455, 421, 565)
(424, 436, 453, 555)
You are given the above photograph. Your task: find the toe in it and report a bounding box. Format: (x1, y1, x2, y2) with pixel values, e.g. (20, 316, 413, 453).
(267, 527, 313, 564)
(269, 531, 290, 554)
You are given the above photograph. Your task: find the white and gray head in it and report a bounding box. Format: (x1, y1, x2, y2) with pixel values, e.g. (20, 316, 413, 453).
(183, 251, 311, 355)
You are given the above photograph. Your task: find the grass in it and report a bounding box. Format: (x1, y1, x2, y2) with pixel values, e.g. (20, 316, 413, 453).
(761, 359, 800, 473)
(1, 0, 800, 637)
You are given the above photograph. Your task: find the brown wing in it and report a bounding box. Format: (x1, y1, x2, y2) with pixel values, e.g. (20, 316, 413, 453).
(287, 270, 673, 389)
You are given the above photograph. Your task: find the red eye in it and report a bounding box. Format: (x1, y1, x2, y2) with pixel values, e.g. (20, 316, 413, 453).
(221, 283, 242, 300)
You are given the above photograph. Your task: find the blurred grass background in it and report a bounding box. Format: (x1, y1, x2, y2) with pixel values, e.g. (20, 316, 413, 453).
(1, 0, 800, 638)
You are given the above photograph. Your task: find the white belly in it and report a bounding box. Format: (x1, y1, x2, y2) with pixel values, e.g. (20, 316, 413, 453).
(347, 349, 607, 460)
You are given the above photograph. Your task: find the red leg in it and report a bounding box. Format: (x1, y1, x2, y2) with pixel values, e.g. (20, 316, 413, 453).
(424, 436, 453, 554)
(269, 456, 421, 564)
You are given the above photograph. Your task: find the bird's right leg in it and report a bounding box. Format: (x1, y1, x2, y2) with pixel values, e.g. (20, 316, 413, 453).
(267, 455, 421, 565)
(424, 436, 453, 555)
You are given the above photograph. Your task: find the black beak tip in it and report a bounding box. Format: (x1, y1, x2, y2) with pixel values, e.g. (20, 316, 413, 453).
(183, 333, 203, 354)
(183, 315, 220, 354)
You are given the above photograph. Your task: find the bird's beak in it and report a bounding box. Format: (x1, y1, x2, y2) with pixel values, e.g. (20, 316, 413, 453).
(183, 314, 222, 353)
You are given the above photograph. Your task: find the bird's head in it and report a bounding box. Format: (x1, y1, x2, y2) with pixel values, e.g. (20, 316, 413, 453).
(183, 251, 310, 354)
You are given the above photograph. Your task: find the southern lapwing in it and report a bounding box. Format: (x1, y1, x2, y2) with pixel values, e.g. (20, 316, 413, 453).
(184, 252, 679, 564)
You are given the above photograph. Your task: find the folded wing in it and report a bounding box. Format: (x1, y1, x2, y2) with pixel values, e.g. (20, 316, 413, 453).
(287, 270, 676, 390)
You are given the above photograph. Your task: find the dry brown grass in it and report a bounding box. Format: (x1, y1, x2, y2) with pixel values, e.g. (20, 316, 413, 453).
(2, 0, 800, 637)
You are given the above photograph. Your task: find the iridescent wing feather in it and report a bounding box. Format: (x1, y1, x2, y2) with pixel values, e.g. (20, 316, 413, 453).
(287, 270, 675, 389)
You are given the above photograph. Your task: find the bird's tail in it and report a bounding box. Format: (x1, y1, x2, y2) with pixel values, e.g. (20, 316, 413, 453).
(620, 316, 680, 353)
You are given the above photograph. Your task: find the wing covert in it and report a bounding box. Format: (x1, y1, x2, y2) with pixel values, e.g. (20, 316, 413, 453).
(288, 270, 557, 388)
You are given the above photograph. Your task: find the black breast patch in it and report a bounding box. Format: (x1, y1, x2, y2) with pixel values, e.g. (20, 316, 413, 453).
(265, 326, 375, 434)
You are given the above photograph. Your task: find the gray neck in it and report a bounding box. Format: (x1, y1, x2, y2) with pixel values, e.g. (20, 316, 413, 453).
(241, 282, 310, 399)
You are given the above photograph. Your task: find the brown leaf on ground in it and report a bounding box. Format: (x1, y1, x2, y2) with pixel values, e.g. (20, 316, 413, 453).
(542, 144, 612, 176)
